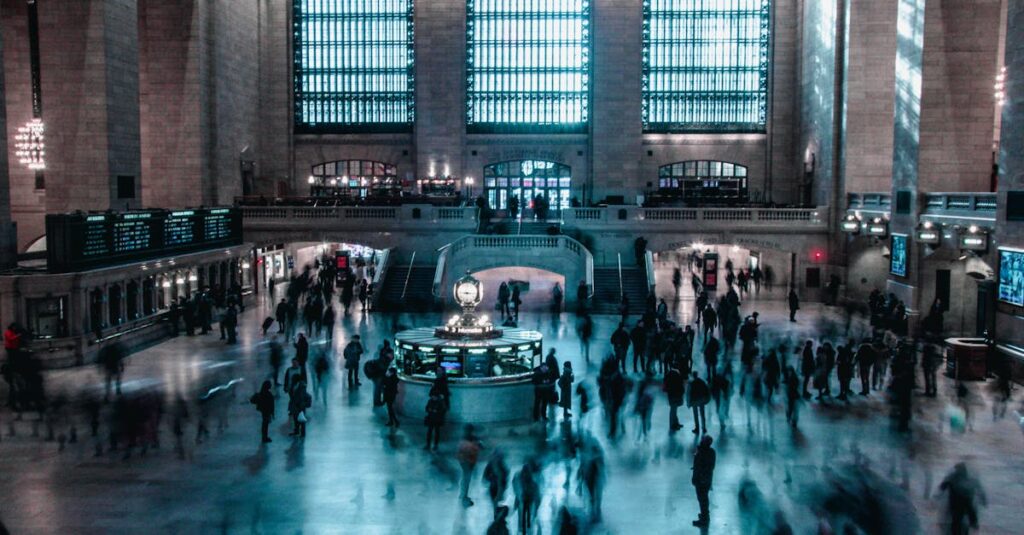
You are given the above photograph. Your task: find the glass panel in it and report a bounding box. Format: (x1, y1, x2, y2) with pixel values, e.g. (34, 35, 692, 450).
(736, 165, 748, 177)
(685, 162, 697, 176)
(710, 161, 722, 176)
(698, 161, 710, 176)
(467, 0, 590, 130)
(722, 163, 734, 176)
(642, 0, 770, 132)
(294, 0, 414, 130)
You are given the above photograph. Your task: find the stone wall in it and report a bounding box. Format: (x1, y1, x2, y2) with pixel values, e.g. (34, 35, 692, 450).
(0, 14, 12, 266)
(280, 0, 803, 204)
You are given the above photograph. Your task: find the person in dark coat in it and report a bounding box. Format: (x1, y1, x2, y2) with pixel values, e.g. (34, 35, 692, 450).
(249, 380, 275, 443)
(691, 434, 717, 527)
(321, 305, 336, 341)
(288, 381, 311, 438)
(424, 385, 446, 450)
(382, 367, 400, 426)
(610, 323, 630, 372)
(702, 305, 718, 341)
(275, 298, 289, 333)
(343, 335, 364, 388)
(630, 321, 647, 374)
(788, 288, 800, 322)
(510, 285, 522, 321)
(557, 362, 574, 420)
(168, 301, 181, 336)
(801, 340, 816, 398)
(688, 372, 710, 436)
(498, 282, 511, 319)
(664, 364, 685, 432)
(855, 340, 875, 395)
(483, 449, 510, 516)
(532, 363, 551, 422)
(836, 342, 855, 400)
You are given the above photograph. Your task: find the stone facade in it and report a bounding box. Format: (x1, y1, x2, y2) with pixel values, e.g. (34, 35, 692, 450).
(278, 0, 805, 204)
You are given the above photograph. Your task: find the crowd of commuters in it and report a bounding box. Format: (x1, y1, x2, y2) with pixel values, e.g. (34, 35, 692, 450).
(0, 249, 1016, 535)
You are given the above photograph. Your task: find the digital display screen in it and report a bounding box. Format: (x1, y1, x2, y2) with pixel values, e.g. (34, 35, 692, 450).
(703, 254, 718, 289)
(998, 248, 1024, 307)
(890, 234, 908, 277)
(46, 207, 242, 273)
(164, 211, 198, 247)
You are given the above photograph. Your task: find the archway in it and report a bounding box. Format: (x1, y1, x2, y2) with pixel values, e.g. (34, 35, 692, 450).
(471, 267, 566, 314)
(483, 160, 572, 215)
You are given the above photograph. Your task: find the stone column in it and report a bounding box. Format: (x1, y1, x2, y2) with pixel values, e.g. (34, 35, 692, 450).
(37, 0, 141, 213)
(589, 0, 642, 201)
(886, 0, 1002, 318)
(414, 0, 466, 181)
(0, 15, 14, 266)
(995, 0, 1024, 345)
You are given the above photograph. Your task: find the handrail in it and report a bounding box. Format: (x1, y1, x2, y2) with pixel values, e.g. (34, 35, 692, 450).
(585, 252, 595, 299)
(368, 248, 391, 309)
(617, 253, 624, 303)
(400, 251, 416, 301)
(644, 250, 656, 298)
(432, 246, 449, 298)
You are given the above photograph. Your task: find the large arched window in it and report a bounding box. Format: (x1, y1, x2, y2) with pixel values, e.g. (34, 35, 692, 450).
(484, 160, 572, 212)
(658, 160, 748, 204)
(309, 160, 399, 197)
(642, 0, 771, 132)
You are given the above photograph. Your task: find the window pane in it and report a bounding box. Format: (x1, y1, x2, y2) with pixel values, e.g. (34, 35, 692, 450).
(642, 0, 770, 132)
(294, 0, 414, 131)
(467, 0, 590, 132)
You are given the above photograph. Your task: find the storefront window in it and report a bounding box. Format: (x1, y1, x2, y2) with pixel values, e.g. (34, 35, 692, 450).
(26, 296, 69, 339)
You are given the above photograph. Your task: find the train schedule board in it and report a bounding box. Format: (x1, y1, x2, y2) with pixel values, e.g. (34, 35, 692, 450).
(46, 207, 242, 273)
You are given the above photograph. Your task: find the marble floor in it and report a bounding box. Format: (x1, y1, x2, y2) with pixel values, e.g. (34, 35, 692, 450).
(0, 291, 1022, 534)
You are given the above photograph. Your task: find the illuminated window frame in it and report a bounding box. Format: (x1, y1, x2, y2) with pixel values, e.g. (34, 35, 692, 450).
(483, 160, 572, 212)
(466, 0, 591, 133)
(642, 0, 771, 133)
(293, 0, 415, 133)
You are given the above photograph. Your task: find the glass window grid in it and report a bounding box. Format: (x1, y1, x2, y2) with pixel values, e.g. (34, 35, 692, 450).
(642, 0, 771, 133)
(294, 0, 415, 133)
(467, 0, 591, 133)
(311, 159, 399, 197)
(657, 160, 747, 189)
(483, 160, 572, 211)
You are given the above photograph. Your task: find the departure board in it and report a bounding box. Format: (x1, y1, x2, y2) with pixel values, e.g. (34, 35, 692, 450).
(81, 215, 111, 258)
(164, 211, 198, 247)
(46, 207, 243, 273)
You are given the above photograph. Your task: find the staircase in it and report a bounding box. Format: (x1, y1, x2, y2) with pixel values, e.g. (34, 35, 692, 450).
(376, 264, 437, 311)
(591, 267, 649, 315)
(518, 220, 561, 235)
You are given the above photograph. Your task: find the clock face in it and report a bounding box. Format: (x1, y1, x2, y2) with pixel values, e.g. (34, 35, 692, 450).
(456, 283, 478, 304)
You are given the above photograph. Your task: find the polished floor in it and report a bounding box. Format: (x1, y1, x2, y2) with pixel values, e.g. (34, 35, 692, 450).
(0, 289, 1022, 534)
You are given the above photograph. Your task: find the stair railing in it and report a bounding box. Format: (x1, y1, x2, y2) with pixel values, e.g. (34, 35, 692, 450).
(644, 250, 656, 298)
(400, 251, 417, 301)
(432, 245, 450, 298)
(368, 248, 391, 310)
(617, 253, 624, 303)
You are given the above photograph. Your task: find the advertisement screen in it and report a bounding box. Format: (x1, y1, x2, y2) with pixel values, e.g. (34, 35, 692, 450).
(998, 248, 1024, 307)
(890, 234, 908, 277)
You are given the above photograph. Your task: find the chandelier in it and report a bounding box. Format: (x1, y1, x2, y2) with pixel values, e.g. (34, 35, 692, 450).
(15, 118, 45, 170)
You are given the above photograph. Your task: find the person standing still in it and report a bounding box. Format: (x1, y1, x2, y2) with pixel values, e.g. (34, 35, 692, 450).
(344, 335, 364, 388)
(788, 288, 800, 322)
(557, 362, 574, 420)
(691, 435, 717, 527)
(250, 380, 275, 443)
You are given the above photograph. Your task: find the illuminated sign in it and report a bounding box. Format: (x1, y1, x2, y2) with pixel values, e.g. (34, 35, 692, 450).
(961, 234, 988, 251)
(841, 220, 860, 233)
(916, 230, 940, 244)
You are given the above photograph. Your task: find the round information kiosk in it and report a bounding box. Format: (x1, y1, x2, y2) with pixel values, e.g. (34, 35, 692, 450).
(396, 273, 542, 423)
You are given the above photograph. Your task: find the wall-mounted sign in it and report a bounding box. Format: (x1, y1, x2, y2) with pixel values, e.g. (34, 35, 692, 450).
(916, 229, 940, 244)
(960, 233, 988, 251)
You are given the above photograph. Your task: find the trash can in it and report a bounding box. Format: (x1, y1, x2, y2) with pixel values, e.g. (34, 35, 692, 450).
(944, 338, 988, 381)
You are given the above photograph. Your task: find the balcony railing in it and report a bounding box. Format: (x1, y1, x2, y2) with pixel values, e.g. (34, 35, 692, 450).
(562, 206, 828, 231)
(921, 193, 997, 220)
(241, 204, 479, 231)
(847, 192, 891, 212)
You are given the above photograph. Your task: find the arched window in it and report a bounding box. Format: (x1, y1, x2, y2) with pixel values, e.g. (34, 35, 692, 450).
(483, 160, 572, 213)
(658, 161, 749, 205)
(309, 160, 399, 198)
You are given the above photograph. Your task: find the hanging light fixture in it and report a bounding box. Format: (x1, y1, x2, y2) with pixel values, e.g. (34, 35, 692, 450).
(995, 67, 1007, 107)
(14, 118, 45, 170)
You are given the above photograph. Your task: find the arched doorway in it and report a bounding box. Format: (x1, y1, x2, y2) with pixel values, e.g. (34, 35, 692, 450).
(309, 159, 400, 198)
(656, 160, 749, 204)
(483, 160, 571, 214)
(472, 267, 566, 313)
